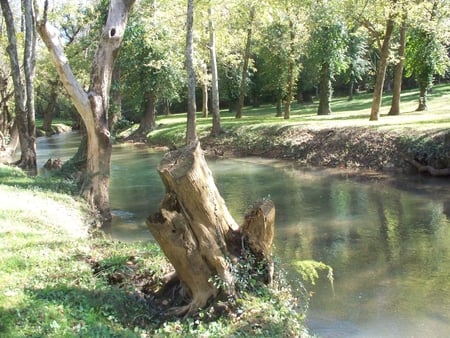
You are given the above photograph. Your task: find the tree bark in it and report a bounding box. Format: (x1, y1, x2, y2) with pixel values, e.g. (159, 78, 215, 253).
(38, 0, 135, 224)
(284, 18, 295, 120)
(126, 92, 156, 140)
(185, 0, 197, 144)
(389, 16, 406, 116)
(317, 62, 332, 115)
(147, 141, 275, 316)
(209, 6, 221, 137)
(43, 78, 59, 133)
(109, 65, 122, 132)
(369, 16, 394, 121)
(416, 85, 428, 111)
(235, 6, 255, 119)
(1, 0, 37, 174)
(201, 81, 208, 118)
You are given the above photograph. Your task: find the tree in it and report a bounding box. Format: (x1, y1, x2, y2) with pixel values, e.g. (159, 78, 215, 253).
(404, 1, 449, 111)
(38, 0, 135, 224)
(235, 5, 255, 119)
(1, 0, 37, 174)
(119, 2, 184, 141)
(208, 4, 221, 137)
(358, 0, 396, 121)
(344, 28, 370, 100)
(185, 0, 197, 144)
(307, 1, 349, 116)
(388, 11, 406, 116)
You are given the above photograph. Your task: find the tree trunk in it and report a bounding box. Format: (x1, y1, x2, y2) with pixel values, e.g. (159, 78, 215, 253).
(235, 6, 255, 119)
(147, 141, 275, 316)
(369, 16, 394, 121)
(201, 81, 208, 118)
(209, 6, 221, 137)
(416, 85, 428, 111)
(275, 98, 282, 117)
(43, 78, 59, 133)
(317, 62, 332, 115)
(38, 0, 135, 224)
(389, 16, 406, 116)
(1, 0, 37, 174)
(185, 0, 197, 144)
(284, 18, 295, 120)
(109, 65, 122, 132)
(127, 92, 156, 140)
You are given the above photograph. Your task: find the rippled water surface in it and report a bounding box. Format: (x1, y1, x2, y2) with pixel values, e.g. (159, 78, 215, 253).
(38, 133, 450, 337)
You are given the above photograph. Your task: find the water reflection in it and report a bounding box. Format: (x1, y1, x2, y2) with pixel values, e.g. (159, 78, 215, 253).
(36, 133, 450, 337)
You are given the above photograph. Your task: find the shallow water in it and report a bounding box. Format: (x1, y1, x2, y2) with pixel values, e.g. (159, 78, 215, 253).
(37, 133, 450, 337)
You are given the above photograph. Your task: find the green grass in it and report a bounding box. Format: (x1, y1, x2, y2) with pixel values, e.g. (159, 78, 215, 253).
(141, 84, 450, 148)
(0, 165, 310, 337)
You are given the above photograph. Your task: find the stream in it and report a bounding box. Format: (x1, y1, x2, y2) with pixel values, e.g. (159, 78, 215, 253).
(37, 132, 450, 337)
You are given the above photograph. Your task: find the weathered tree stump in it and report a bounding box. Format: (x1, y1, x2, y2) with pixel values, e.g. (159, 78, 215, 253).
(147, 141, 275, 316)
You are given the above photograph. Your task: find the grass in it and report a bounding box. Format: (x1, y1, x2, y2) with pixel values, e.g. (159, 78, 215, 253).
(138, 84, 450, 148)
(0, 164, 310, 337)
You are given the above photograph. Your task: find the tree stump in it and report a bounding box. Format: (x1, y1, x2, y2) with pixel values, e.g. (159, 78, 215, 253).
(147, 141, 275, 316)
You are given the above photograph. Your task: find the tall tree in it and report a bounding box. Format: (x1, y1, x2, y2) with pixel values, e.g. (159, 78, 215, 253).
(185, 0, 197, 144)
(308, 1, 349, 116)
(404, 1, 449, 111)
(38, 0, 135, 224)
(208, 4, 221, 137)
(361, 1, 396, 121)
(388, 11, 407, 116)
(1, 0, 37, 173)
(235, 5, 255, 119)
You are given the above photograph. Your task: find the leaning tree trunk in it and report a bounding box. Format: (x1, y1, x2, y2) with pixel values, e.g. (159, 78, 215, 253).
(147, 141, 275, 316)
(369, 16, 394, 121)
(38, 0, 135, 224)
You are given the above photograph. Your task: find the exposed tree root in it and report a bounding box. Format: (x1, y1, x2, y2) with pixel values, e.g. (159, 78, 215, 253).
(406, 158, 450, 176)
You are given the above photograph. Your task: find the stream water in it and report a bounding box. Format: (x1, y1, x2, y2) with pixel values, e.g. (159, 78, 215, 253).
(37, 132, 450, 337)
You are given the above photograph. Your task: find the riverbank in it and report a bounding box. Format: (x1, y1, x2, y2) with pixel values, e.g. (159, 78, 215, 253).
(0, 165, 309, 337)
(132, 85, 450, 176)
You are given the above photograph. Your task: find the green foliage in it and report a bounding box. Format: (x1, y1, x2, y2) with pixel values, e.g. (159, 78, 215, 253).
(405, 28, 449, 90)
(294, 260, 334, 287)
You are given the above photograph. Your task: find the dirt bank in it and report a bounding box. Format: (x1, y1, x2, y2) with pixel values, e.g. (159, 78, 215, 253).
(200, 125, 450, 176)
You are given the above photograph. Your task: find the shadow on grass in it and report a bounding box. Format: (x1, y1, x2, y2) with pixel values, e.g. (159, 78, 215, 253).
(0, 284, 160, 337)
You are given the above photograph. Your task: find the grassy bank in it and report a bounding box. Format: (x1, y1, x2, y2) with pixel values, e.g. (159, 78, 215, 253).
(125, 84, 449, 172)
(0, 165, 309, 337)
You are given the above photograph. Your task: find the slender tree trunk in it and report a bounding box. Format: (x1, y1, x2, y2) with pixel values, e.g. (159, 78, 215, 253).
(284, 18, 295, 120)
(416, 85, 428, 111)
(201, 81, 208, 118)
(43, 78, 59, 133)
(369, 17, 395, 121)
(209, 6, 221, 137)
(1, 0, 37, 174)
(348, 81, 354, 100)
(185, 0, 197, 144)
(235, 6, 255, 119)
(317, 62, 332, 115)
(389, 16, 406, 116)
(38, 0, 135, 224)
(275, 97, 282, 117)
(163, 98, 171, 115)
